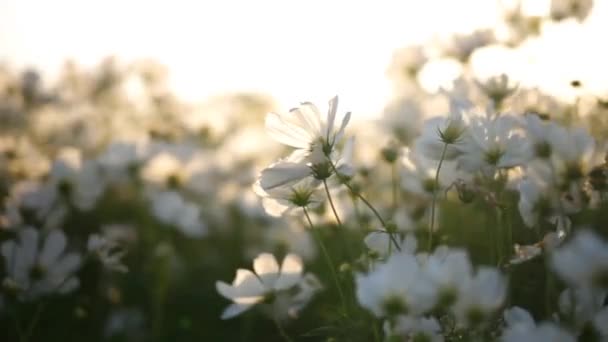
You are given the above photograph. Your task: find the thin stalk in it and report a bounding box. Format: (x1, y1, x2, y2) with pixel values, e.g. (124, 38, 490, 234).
(328, 161, 401, 251)
(303, 207, 348, 317)
(323, 179, 342, 226)
(391, 163, 399, 210)
(21, 301, 46, 342)
(428, 143, 449, 252)
(273, 315, 295, 342)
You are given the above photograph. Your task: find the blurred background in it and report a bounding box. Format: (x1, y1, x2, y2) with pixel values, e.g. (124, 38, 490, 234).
(1, 0, 608, 341)
(1, 0, 505, 116)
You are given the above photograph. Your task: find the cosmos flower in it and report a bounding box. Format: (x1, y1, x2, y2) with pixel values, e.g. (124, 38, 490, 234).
(216, 253, 317, 320)
(355, 251, 435, 317)
(551, 230, 608, 290)
(501, 306, 575, 342)
(257, 97, 354, 193)
(456, 113, 530, 175)
(0, 227, 82, 300)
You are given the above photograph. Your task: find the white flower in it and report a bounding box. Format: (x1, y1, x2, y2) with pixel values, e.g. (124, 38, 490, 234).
(257, 136, 355, 192)
(0, 227, 81, 300)
(355, 252, 435, 317)
(216, 253, 312, 319)
(149, 191, 207, 238)
(502, 320, 575, 342)
(253, 177, 323, 217)
(558, 288, 606, 330)
(523, 114, 558, 160)
(379, 98, 422, 145)
(452, 267, 507, 327)
(386, 315, 444, 342)
(517, 176, 554, 228)
(415, 100, 468, 161)
(259, 96, 354, 192)
(544, 124, 599, 186)
(593, 306, 608, 337)
(87, 234, 128, 273)
(423, 248, 473, 309)
(475, 73, 518, 106)
(457, 113, 530, 175)
(265, 96, 351, 160)
(551, 230, 608, 290)
(400, 146, 459, 198)
(551, 0, 593, 20)
(503, 306, 535, 331)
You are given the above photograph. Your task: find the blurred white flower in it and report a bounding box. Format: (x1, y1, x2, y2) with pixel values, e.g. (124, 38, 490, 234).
(457, 113, 530, 175)
(475, 73, 518, 107)
(558, 288, 606, 330)
(355, 251, 435, 317)
(1, 227, 81, 300)
(452, 267, 507, 327)
(87, 234, 128, 273)
(415, 100, 469, 161)
(379, 98, 423, 145)
(502, 315, 575, 342)
(386, 315, 444, 342)
(551, 230, 608, 290)
(216, 253, 315, 320)
(149, 191, 207, 238)
(400, 146, 459, 198)
(423, 248, 473, 310)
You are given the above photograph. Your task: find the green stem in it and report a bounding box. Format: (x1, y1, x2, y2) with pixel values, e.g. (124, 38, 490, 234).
(273, 315, 295, 342)
(21, 302, 46, 342)
(328, 161, 401, 252)
(323, 179, 342, 226)
(391, 163, 399, 210)
(428, 143, 448, 252)
(303, 207, 348, 318)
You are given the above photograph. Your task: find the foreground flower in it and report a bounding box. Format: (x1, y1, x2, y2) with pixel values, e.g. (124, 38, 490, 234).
(415, 99, 468, 161)
(216, 253, 318, 319)
(386, 315, 444, 342)
(258, 97, 354, 192)
(356, 251, 435, 317)
(265, 96, 351, 161)
(253, 177, 323, 217)
(452, 267, 506, 327)
(1, 227, 82, 300)
(551, 230, 608, 290)
(501, 306, 575, 342)
(457, 112, 530, 175)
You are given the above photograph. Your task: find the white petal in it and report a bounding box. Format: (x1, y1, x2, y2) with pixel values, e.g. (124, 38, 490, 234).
(49, 253, 82, 277)
(292, 103, 322, 138)
(19, 228, 39, 269)
(57, 277, 80, 294)
(333, 111, 351, 144)
(220, 303, 255, 320)
(232, 269, 266, 297)
(325, 96, 339, 139)
(259, 162, 311, 191)
(253, 253, 280, 288)
(39, 230, 67, 267)
(216, 281, 237, 299)
(265, 112, 311, 148)
(261, 197, 290, 217)
(275, 253, 303, 290)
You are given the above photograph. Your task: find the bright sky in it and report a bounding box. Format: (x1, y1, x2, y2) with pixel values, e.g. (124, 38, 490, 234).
(0, 0, 500, 115)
